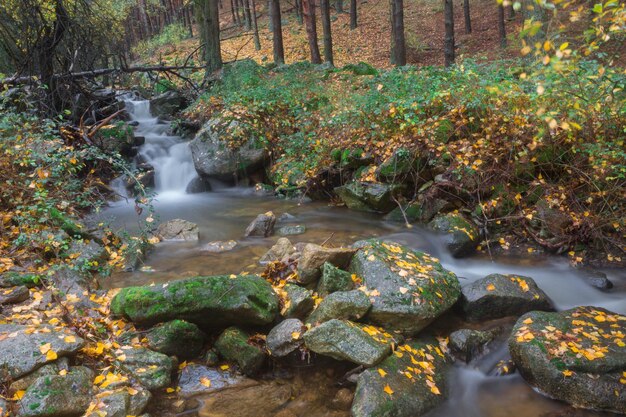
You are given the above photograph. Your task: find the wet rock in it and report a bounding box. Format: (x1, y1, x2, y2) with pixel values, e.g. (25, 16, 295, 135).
(47, 266, 97, 296)
(156, 219, 199, 241)
(260, 238, 297, 264)
(278, 213, 296, 222)
(0, 272, 40, 288)
(0, 324, 85, 383)
(303, 319, 396, 366)
(276, 225, 306, 236)
(92, 122, 135, 155)
(334, 181, 402, 213)
(0, 398, 7, 417)
(266, 319, 305, 357)
(66, 239, 109, 269)
(177, 364, 254, 397)
(375, 148, 418, 182)
(202, 240, 237, 253)
(489, 359, 516, 376)
(317, 262, 354, 296)
(330, 388, 354, 411)
(0, 286, 29, 305)
(186, 176, 212, 194)
(190, 119, 266, 183)
(509, 307, 626, 414)
(149, 90, 187, 119)
(428, 213, 480, 257)
(9, 361, 67, 392)
(297, 244, 357, 284)
(17, 366, 93, 417)
(448, 328, 497, 362)
(90, 390, 129, 417)
(348, 239, 460, 335)
(306, 290, 371, 325)
(460, 273, 553, 322)
(352, 339, 452, 417)
(118, 347, 177, 391)
(580, 268, 613, 291)
(214, 327, 266, 376)
(244, 211, 276, 237)
(384, 197, 451, 224)
(279, 284, 315, 319)
(204, 349, 220, 367)
(110, 275, 279, 327)
(126, 167, 154, 193)
(145, 320, 206, 359)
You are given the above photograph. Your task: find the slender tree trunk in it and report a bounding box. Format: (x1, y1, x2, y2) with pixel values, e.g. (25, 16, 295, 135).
(269, 0, 285, 63)
(186, 5, 194, 36)
(197, 0, 222, 74)
(390, 0, 406, 66)
(251, 0, 261, 49)
(320, 0, 334, 65)
(498, 3, 506, 47)
(243, 0, 252, 29)
(508, 4, 515, 20)
(39, 0, 69, 113)
(295, 0, 304, 24)
(444, 0, 455, 66)
(138, 0, 152, 37)
(236, 0, 244, 25)
(350, 0, 357, 29)
(463, 0, 471, 33)
(231, 0, 238, 23)
(336, 0, 344, 12)
(303, 0, 322, 63)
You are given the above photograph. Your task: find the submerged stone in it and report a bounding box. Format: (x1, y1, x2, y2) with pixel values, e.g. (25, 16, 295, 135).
(276, 225, 306, 236)
(110, 274, 278, 327)
(448, 328, 497, 362)
(509, 307, 626, 414)
(244, 211, 276, 237)
(349, 239, 460, 335)
(156, 219, 199, 241)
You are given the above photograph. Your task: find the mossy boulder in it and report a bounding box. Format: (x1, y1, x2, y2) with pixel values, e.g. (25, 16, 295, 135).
(17, 366, 94, 417)
(352, 340, 452, 417)
(460, 273, 553, 322)
(384, 197, 451, 224)
(376, 148, 422, 182)
(118, 347, 177, 391)
(145, 320, 206, 359)
(92, 121, 135, 156)
(348, 239, 460, 335)
(509, 307, 626, 414)
(0, 272, 40, 288)
(317, 262, 354, 296)
(279, 284, 315, 319)
(334, 182, 402, 213)
(110, 275, 279, 327)
(303, 319, 397, 366)
(0, 286, 29, 305)
(306, 290, 371, 325)
(149, 90, 187, 119)
(428, 213, 480, 257)
(214, 327, 266, 376)
(297, 244, 357, 284)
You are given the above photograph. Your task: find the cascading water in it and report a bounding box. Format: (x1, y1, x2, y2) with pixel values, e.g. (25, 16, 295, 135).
(124, 96, 197, 196)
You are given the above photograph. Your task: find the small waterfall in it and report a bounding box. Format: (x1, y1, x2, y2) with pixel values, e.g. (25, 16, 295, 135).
(124, 97, 197, 195)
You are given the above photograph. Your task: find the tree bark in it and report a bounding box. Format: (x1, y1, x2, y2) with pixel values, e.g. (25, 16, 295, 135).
(251, 0, 261, 50)
(350, 0, 357, 29)
(463, 0, 471, 33)
(243, 0, 253, 29)
(336, 0, 344, 13)
(269, 0, 285, 63)
(39, 0, 69, 113)
(320, 0, 334, 65)
(444, 0, 455, 66)
(390, 0, 406, 66)
(295, 0, 304, 24)
(197, 0, 222, 74)
(303, 0, 322, 63)
(498, 3, 506, 47)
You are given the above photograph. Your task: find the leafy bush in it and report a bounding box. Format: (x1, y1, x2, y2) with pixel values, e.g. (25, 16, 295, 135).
(133, 23, 190, 58)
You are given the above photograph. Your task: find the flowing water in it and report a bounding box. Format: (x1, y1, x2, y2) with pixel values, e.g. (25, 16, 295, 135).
(100, 99, 626, 417)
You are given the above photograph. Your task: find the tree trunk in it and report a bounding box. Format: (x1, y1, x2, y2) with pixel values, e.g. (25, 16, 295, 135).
(251, 0, 261, 49)
(39, 0, 69, 113)
(186, 5, 194, 37)
(231, 0, 238, 23)
(390, 0, 406, 66)
(336, 0, 344, 12)
(302, 0, 322, 63)
(295, 0, 304, 24)
(269, 0, 285, 63)
(350, 0, 357, 29)
(197, 0, 222, 75)
(444, 0, 455, 66)
(138, 0, 152, 37)
(243, 0, 252, 29)
(320, 0, 334, 65)
(508, 4, 515, 19)
(463, 0, 471, 33)
(498, 3, 506, 47)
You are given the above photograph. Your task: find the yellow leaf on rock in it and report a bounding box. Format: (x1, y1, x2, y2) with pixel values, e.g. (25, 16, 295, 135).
(220, 364, 230, 371)
(12, 390, 25, 400)
(64, 335, 76, 343)
(166, 388, 176, 393)
(430, 385, 441, 395)
(523, 318, 533, 325)
(39, 343, 51, 355)
(46, 350, 58, 361)
(200, 377, 211, 388)
(486, 284, 496, 292)
(383, 385, 394, 395)
(377, 368, 387, 378)
(291, 332, 301, 340)
(562, 370, 573, 377)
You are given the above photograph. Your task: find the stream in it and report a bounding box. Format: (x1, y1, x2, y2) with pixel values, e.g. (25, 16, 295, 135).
(99, 98, 626, 417)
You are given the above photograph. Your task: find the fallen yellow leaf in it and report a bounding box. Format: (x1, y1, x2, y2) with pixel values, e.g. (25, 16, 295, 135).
(383, 384, 394, 395)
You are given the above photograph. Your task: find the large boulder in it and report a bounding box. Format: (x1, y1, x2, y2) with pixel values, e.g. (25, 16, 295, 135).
(428, 213, 480, 257)
(348, 239, 461, 335)
(334, 182, 402, 213)
(149, 90, 187, 119)
(509, 307, 626, 414)
(303, 319, 397, 366)
(156, 219, 199, 241)
(17, 366, 93, 417)
(190, 119, 266, 183)
(110, 275, 279, 327)
(306, 290, 371, 325)
(0, 324, 85, 383)
(0, 286, 29, 305)
(214, 327, 266, 376)
(297, 244, 357, 284)
(145, 320, 206, 359)
(351, 340, 452, 417)
(460, 273, 553, 322)
(118, 347, 177, 391)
